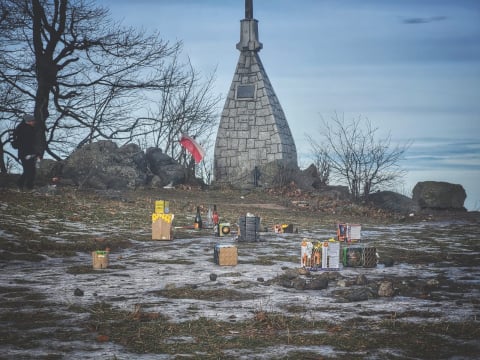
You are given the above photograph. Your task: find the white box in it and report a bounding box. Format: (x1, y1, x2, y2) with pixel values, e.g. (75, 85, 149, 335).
(321, 241, 340, 269)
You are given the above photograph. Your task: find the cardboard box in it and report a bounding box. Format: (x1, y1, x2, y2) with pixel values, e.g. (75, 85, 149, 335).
(349, 224, 361, 241)
(92, 250, 109, 269)
(214, 244, 238, 266)
(274, 224, 294, 233)
(321, 241, 340, 269)
(152, 213, 174, 240)
(337, 223, 361, 242)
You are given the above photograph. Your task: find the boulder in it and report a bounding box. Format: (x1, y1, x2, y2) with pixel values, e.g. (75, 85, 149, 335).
(368, 191, 420, 214)
(307, 277, 328, 290)
(295, 164, 321, 190)
(61, 141, 147, 189)
(145, 147, 186, 186)
(412, 181, 466, 210)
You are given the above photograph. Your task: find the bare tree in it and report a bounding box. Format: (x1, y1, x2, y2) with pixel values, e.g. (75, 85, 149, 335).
(308, 113, 411, 200)
(1, 0, 220, 169)
(139, 60, 221, 165)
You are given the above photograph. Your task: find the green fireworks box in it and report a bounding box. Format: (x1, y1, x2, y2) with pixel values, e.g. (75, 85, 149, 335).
(342, 245, 377, 268)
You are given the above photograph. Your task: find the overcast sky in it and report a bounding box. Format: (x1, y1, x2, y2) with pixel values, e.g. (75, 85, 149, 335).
(101, 0, 480, 210)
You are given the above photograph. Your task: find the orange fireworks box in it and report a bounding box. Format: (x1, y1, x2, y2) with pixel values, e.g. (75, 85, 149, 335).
(214, 244, 238, 266)
(152, 213, 174, 240)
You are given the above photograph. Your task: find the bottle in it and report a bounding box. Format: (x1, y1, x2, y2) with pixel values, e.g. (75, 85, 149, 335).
(213, 204, 220, 236)
(194, 206, 202, 230)
(206, 207, 213, 227)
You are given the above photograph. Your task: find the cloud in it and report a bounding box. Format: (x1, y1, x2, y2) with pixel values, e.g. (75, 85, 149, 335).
(402, 16, 447, 24)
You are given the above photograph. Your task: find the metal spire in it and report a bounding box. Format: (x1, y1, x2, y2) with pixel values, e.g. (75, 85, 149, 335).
(245, 0, 253, 20)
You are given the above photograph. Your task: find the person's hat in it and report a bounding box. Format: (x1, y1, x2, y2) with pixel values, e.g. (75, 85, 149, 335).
(22, 114, 36, 123)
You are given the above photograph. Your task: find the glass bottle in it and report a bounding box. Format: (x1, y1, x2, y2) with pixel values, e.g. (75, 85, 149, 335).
(194, 206, 202, 230)
(213, 204, 220, 236)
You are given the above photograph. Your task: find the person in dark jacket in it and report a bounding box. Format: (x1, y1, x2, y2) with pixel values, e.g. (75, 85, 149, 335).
(13, 114, 40, 190)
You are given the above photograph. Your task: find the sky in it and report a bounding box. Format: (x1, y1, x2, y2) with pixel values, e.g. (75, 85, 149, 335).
(101, 0, 480, 210)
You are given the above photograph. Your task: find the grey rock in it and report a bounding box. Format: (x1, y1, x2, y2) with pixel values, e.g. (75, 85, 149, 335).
(412, 181, 466, 210)
(378, 281, 395, 297)
(308, 277, 328, 290)
(382, 257, 395, 267)
(343, 287, 375, 302)
(74, 288, 84, 296)
(368, 191, 420, 214)
(292, 278, 307, 290)
(355, 274, 368, 286)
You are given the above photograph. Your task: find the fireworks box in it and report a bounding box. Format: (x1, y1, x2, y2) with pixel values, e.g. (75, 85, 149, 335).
(302, 239, 341, 270)
(214, 244, 238, 266)
(238, 215, 260, 242)
(337, 223, 361, 243)
(342, 246, 377, 268)
(92, 250, 109, 269)
(321, 241, 341, 270)
(154, 200, 170, 214)
(219, 223, 231, 237)
(274, 223, 294, 233)
(152, 213, 174, 240)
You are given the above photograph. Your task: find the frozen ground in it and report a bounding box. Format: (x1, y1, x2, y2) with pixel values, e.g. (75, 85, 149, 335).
(0, 190, 479, 359)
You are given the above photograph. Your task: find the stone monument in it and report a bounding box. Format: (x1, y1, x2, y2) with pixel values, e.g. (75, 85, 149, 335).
(214, 0, 297, 186)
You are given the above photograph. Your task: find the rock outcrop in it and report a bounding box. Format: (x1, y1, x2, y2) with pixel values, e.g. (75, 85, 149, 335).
(61, 141, 147, 189)
(368, 191, 420, 214)
(58, 140, 187, 190)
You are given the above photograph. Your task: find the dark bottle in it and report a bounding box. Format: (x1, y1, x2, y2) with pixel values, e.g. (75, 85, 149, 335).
(194, 206, 202, 230)
(213, 204, 220, 236)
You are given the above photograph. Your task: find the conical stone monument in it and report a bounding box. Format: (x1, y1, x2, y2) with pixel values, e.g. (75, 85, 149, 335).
(214, 0, 297, 187)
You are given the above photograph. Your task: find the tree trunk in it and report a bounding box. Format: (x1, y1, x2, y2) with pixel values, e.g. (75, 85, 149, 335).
(0, 146, 7, 173)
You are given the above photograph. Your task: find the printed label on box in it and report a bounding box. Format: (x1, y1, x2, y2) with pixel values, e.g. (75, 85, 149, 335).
(155, 200, 170, 214)
(322, 241, 340, 269)
(152, 213, 174, 224)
